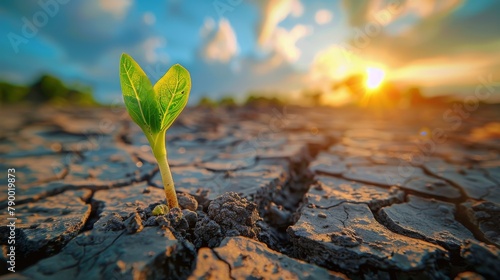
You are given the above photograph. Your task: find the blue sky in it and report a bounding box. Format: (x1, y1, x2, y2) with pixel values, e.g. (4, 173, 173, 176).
(1, 0, 499, 105)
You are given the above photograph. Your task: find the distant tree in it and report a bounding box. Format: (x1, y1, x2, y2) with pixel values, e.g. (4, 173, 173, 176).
(376, 81, 401, 108)
(245, 94, 283, 107)
(331, 73, 409, 108)
(407, 86, 425, 105)
(218, 96, 237, 107)
(301, 89, 323, 106)
(30, 75, 67, 102)
(0, 82, 29, 104)
(19, 75, 99, 106)
(197, 96, 217, 107)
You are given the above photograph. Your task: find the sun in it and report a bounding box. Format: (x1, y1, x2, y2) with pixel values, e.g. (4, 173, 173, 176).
(365, 67, 385, 90)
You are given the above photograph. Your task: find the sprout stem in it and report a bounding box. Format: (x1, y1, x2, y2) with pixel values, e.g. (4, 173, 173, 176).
(152, 131, 179, 209)
(157, 154, 179, 208)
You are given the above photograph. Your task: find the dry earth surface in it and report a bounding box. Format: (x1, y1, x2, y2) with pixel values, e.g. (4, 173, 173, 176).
(1, 104, 499, 279)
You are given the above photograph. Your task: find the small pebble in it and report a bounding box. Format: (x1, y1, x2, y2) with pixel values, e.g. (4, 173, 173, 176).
(178, 193, 198, 211)
(182, 209, 198, 228)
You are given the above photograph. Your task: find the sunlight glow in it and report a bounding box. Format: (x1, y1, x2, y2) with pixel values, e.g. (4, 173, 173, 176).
(365, 67, 385, 89)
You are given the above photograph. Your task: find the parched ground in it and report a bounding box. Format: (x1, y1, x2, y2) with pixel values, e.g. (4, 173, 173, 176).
(0, 104, 499, 279)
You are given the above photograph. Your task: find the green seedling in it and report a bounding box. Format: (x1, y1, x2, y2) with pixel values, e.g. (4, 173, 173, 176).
(151, 204, 170, 216)
(119, 53, 191, 211)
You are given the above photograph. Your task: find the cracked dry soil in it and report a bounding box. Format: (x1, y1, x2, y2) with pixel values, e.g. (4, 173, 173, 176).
(1, 105, 500, 279)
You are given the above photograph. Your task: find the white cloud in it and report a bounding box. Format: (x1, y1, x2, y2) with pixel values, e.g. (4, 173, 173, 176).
(202, 18, 238, 63)
(257, 0, 303, 46)
(142, 37, 166, 63)
(143, 12, 156, 25)
(315, 9, 333, 25)
(270, 24, 310, 63)
(98, 0, 132, 19)
(252, 24, 310, 74)
(290, 0, 304, 17)
(200, 17, 216, 38)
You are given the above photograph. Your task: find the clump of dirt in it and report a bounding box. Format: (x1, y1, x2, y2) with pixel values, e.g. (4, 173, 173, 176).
(193, 215, 223, 247)
(124, 212, 144, 234)
(208, 192, 261, 235)
(194, 192, 262, 248)
(177, 193, 199, 211)
(182, 209, 198, 228)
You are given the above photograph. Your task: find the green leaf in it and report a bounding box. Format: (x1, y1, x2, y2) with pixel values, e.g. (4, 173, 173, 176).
(154, 64, 191, 132)
(119, 53, 161, 136)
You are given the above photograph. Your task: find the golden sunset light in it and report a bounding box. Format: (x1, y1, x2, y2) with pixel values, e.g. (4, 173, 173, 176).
(365, 67, 385, 90)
